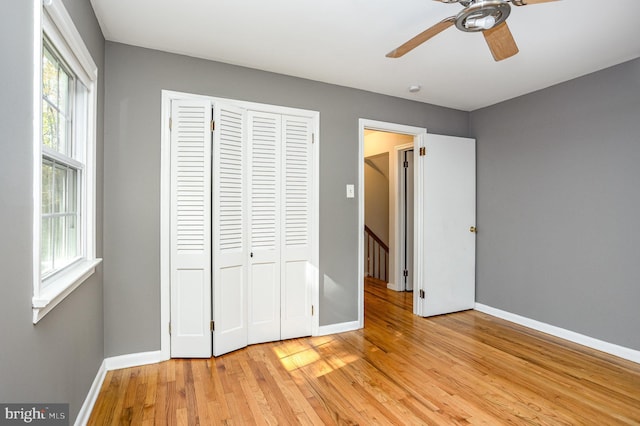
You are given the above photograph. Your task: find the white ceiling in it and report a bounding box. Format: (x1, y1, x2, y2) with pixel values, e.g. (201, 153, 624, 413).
(90, 0, 640, 111)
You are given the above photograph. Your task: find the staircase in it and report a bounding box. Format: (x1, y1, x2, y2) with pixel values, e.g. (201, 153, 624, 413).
(364, 225, 389, 283)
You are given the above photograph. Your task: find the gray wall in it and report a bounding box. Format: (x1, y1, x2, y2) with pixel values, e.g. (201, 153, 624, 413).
(471, 58, 640, 350)
(0, 0, 104, 421)
(103, 41, 469, 356)
(364, 154, 389, 245)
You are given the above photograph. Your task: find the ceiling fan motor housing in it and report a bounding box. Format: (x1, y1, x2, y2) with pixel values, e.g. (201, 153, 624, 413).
(455, 0, 511, 32)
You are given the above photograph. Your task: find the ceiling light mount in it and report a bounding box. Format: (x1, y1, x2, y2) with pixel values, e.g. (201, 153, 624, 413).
(455, 0, 511, 32)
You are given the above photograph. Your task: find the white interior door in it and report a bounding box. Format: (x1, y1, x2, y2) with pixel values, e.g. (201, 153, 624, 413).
(169, 100, 212, 358)
(416, 134, 476, 317)
(212, 104, 248, 356)
(247, 111, 282, 344)
(280, 115, 314, 340)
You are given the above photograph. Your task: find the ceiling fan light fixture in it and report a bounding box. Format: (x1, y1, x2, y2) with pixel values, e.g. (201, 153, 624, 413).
(465, 15, 496, 30)
(455, 0, 511, 32)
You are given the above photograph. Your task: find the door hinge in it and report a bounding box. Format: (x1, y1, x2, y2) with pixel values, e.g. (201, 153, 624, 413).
(210, 320, 215, 332)
(419, 147, 426, 156)
(169, 117, 172, 131)
(311, 305, 314, 316)
(211, 120, 215, 132)
(419, 289, 425, 299)
(403, 269, 409, 277)
(403, 160, 409, 168)
(312, 133, 315, 144)
(169, 322, 172, 335)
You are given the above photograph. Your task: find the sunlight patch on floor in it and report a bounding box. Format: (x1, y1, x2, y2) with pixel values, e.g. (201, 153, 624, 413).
(276, 346, 321, 372)
(273, 337, 359, 377)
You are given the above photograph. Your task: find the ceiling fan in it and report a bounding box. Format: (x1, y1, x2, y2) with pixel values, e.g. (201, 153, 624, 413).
(386, 0, 560, 61)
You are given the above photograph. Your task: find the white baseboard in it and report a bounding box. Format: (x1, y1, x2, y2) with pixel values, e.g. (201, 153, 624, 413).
(317, 320, 361, 336)
(474, 303, 640, 364)
(386, 282, 401, 291)
(75, 351, 166, 425)
(74, 360, 107, 426)
(103, 350, 165, 371)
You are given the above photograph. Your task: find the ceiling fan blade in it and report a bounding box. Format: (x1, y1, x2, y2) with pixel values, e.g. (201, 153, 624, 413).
(386, 17, 456, 58)
(483, 22, 519, 61)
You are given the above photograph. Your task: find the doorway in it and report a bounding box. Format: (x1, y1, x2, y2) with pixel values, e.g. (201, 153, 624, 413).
(358, 120, 426, 324)
(359, 120, 477, 325)
(363, 130, 415, 292)
(364, 151, 390, 283)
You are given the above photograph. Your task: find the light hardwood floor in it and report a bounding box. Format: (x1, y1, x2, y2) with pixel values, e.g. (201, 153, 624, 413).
(89, 280, 640, 425)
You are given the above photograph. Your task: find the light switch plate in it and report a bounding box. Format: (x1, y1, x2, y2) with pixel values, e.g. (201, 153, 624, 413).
(346, 184, 355, 198)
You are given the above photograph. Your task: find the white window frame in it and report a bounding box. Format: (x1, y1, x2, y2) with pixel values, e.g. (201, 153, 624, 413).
(32, 0, 101, 323)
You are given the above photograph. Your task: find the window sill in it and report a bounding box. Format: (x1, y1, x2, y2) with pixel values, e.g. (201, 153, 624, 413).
(32, 258, 102, 323)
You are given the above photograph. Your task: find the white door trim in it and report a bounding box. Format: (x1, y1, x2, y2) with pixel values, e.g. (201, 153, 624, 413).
(393, 143, 414, 292)
(358, 119, 427, 326)
(161, 90, 320, 359)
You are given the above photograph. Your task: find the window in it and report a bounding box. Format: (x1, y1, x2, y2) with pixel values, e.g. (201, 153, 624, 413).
(33, 0, 101, 323)
(41, 40, 83, 279)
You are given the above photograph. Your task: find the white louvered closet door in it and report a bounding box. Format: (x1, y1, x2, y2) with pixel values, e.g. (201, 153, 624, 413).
(212, 104, 248, 357)
(281, 115, 314, 340)
(170, 100, 212, 358)
(247, 112, 282, 344)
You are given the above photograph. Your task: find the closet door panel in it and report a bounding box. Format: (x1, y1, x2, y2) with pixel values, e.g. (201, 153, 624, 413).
(219, 265, 245, 331)
(170, 100, 212, 358)
(248, 111, 282, 344)
(213, 104, 248, 356)
(281, 115, 313, 339)
(248, 262, 279, 335)
(282, 260, 309, 325)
